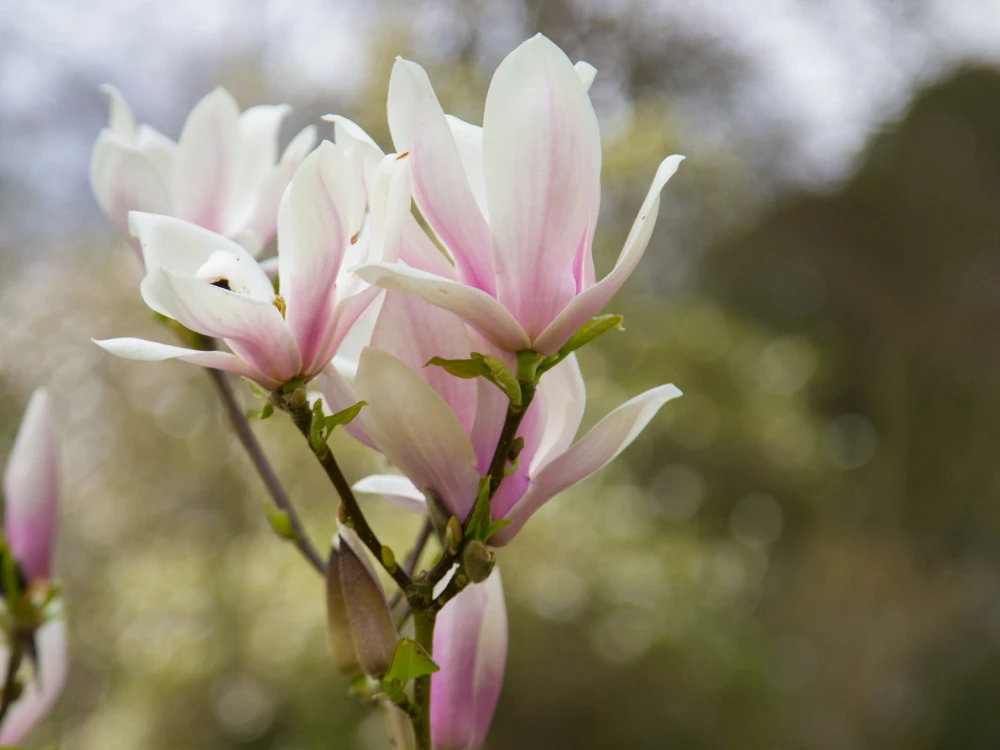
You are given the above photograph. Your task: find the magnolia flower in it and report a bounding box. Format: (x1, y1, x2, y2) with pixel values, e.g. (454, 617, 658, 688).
(1, 390, 67, 744)
(90, 85, 316, 258)
(94, 140, 394, 389)
(353, 34, 684, 354)
(346, 292, 682, 543)
(432, 571, 508, 750)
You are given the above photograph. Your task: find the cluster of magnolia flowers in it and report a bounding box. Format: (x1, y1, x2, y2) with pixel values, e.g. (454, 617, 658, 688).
(1, 33, 684, 749)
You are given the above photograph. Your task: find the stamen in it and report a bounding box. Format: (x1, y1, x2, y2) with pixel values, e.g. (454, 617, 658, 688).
(272, 295, 287, 318)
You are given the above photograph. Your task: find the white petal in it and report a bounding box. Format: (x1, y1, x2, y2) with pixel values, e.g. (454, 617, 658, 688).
(574, 61, 597, 91)
(532, 353, 586, 472)
(135, 124, 177, 187)
(324, 114, 385, 193)
(94, 337, 281, 387)
(237, 125, 318, 251)
(531, 154, 684, 354)
(277, 142, 361, 373)
(90, 132, 172, 242)
(99, 83, 136, 140)
(194, 250, 274, 301)
(224, 103, 291, 232)
(368, 153, 414, 264)
(445, 115, 488, 220)
(388, 58, 495, 293)
(0, 619, 68, 745)
(356, 348, 480, 520)
(355, 262, 530, 352)
(140, 269, 301, 383)
(353, 474, 427, 514)
(128, 212, 257, 276)
(172, 87, 241, 232)
(483, 34, 602, 338)
(493, 383, 682, 545)
(397, 216, 459, 279)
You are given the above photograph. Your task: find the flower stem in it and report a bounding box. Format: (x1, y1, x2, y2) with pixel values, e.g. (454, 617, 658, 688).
(279, 396, 414, 594)
(205, 368, 325, 575)
(411, 606, 437, 750)
(0, 644, 23, 729)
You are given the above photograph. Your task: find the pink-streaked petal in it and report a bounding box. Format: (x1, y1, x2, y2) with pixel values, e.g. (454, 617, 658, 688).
(93, 337, 280, 388)
(489, 392, 546, 520)
(224, 103, 291, 236)
(90, 133, 172, 252)
(238, 125, 318, 251)
(355, 263, 530, 352)
(308, 285, 382, 379)
(316, 362, 375, 449)
(483, 34, 602, 338)
(397, 216, 458, 279)
(352, 474, 427, 514)
(445, 115, 487, 220)
(355, 348, 479, 520)
(128, 212, 258, 278)
(468, 377, 508, 477)
(324, 115, 385, 194)
(371, 291, 478, 435)
(531, 154, 684, 354)
(99, 84, 136, 140)
(140, 269, 301, 384)
(172, 87, 241, 232)
(574, 61, 597, 91)
(0, 619, 68, 745)
(367, 153, 413, 264)
(431, 571, 507, 750)
(532, 353, 586, 472)
(493, 383, 683, 545)
(3, 389, 58, 581)
(387, 58, 495, 294)
(278, 142, 359, 374)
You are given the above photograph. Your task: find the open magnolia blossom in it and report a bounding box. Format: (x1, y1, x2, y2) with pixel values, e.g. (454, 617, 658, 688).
(93, 140, 399, 389)
(351, 33, 684, 354)
(432, 571, 507, 750)
(1, 389, 67, 744)
(90, 85, 316, 258)
(342, 292, 682, 544)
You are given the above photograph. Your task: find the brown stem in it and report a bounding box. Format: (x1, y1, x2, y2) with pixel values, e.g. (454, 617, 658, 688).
(0, 644, 23, 728)
(411, 607, 437, 750)
(205, 368, 325, 575)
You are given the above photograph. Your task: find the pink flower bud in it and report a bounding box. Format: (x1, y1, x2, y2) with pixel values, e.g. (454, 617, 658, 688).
(431, 571, 507, 750)
(3, 389, 59, 582)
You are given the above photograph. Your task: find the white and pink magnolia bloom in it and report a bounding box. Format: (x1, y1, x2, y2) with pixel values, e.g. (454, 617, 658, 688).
(94, 140, 391, 389)
(345, 293, 682, 543)
(90, 85, 316, 258)
(353, 34, 684, 354)
(431, 571, 507, 750)
(0, 390, 67, 744)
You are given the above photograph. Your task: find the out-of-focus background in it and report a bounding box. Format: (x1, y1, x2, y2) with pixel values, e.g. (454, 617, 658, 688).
(4, 0, 1000, 747)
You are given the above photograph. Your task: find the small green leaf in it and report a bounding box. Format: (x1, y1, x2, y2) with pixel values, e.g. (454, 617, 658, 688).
(325, 401, 368, 431)
(280, 377, 305, 394)
(485, 518, 513, 540)
(264, 503, 298, 541)
(425, 356, 490, 379)
(259, 401, 274, 420)
(382, 638, 440, 686)
(245, 408, 261, 422)
(538, 314, 624, 375)
(242, 378, 267, 399)
(464, 477, 493, 542)
(309, 398, 326, 453)
(503, 456, 520, 477)
(476, 354, 521, 407)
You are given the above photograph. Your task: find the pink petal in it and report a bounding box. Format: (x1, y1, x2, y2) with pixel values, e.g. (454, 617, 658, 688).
(388, 58, 495, 294)
(371, 291, 478, 435)
(431, 571, 507, 750)
(3, 390, 58, 581)
(0, 619, 68, 745)
(90, 133, 172, 256)
(309, 285, 382, 379)
(355, 348, 480, 520)
(492, 383, 682, 545)
(140, 269, 301, 384)
(277, 142, 359, 375)
(531, 353, 586, 471)
(483, 34, 602, 338)
(172, 87, 241, 232)
(93, 337, 282, 389)
(531, 154, 684, 354)
(397, 217, 459, 280)
(354, 262, 530, 352)
(445, 115, 487, 220)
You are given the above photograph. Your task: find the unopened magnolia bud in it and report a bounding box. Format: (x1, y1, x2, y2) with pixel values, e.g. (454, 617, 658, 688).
(508, 436, 525, 461)
(337, 502, 349, 525)
(338, 530, 398, 679)
(445, 517, 463, 554)
(462, 541, 494, 584)
(325, 543, 362, 678)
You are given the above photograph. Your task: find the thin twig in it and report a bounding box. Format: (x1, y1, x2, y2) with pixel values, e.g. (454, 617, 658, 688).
(389, 519, 434, 614)
(206, 369, 325, 575)
(278, 396, 414, 594)
(0, 644, 23, 728)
